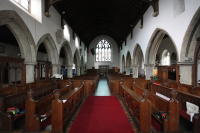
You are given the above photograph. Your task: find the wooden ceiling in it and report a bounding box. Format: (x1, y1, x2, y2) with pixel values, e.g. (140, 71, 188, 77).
(51, 0, 152, 48)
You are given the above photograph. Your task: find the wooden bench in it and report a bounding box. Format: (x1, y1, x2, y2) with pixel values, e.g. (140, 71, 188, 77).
(25, 84, 71, 132)
(149, 82, 200, 132)
(132, 82, 179, 132)
(51, 82, 84, 133)
(1, 82, 58, 131)
(120, 82, 151, 133)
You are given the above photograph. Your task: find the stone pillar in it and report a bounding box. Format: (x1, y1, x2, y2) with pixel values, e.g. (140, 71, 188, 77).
(132, 65, 139, 78)
(76, 66, 80, 76)
(67, 65, 73, 78)
(52, 64, 59, 75)
(24, 62, 36, 83)
(81, 65, 84, 75)
(125, 67, 130, 75)
(145, 64, 154, 80)
(177, 62, 194, 85)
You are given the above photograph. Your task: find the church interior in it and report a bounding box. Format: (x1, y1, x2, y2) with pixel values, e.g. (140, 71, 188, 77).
(0, 0, 200, 132)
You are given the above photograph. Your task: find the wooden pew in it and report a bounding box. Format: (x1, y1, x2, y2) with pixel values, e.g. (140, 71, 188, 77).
(132, 82, 179, 132)
(25, 84, 71, 132)
(120, 82, 151, 133)
(51, 82, 84, 133)
(58, 79, 94, 98)
(1, 82, 58, 131)
(149, 82, 200, 132)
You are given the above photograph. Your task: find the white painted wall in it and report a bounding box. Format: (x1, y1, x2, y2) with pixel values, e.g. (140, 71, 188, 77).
(0, 0, 86, 66)
(120, 0, 200, 72)
(87, 35, 120, 69)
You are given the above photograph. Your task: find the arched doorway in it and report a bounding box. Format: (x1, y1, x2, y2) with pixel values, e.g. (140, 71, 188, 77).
(132, 44, 144, 78)
(59, 41, 73, 78)
(145, 29, 178, 80)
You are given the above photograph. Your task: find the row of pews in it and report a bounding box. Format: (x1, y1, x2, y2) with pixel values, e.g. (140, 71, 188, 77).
(107, 73, 200, 133)
(0, 74, 99, 132)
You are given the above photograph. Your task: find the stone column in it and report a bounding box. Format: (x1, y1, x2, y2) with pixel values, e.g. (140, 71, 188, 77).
(52, 64, 59, 75)
(145, 64, 154, 80)
(67, 65, 73, 78)
(81, 65, 85, 75)
(76, 66, 80, 76)
(177, 62, 194, 85)
(24, 62, 36, 83)
(132, 65, 139, 78)
(125, 67, 130, 75)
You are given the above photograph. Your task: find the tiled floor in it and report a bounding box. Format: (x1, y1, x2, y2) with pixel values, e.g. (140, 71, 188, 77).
(94, 78, 111, 96)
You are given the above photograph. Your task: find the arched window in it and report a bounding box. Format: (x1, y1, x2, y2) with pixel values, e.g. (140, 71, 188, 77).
(96, 39, 111, 62)
(161, 50, 170, 65)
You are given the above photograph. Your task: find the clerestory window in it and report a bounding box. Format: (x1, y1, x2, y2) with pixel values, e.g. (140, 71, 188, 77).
(96, 39, 111, 62)
(14, 0, 31, 12)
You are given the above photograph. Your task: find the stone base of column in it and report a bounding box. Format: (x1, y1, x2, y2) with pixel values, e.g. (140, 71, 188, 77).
(132, 66, 138, 78)
(67, 65, 73, 78)
(145, 64, 154, 80)
(177, 62, 194, 85)
(24, 62, 36, 83)
(125, 67, 130, 75)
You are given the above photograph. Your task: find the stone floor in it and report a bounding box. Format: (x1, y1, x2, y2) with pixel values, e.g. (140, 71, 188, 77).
(94, 78, 111, 96)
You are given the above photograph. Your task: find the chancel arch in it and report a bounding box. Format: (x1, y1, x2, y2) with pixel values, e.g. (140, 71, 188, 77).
(36, 33, 59, 80)
(132, 44, 144, 78)
(125, 51, 131, 75)
(145, 28, 178, 80)
(0, 10, 36, 84)
(59, 41, 73, 78)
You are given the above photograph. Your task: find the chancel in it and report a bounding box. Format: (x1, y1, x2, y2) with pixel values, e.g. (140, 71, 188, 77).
(0, 0, 200, 132)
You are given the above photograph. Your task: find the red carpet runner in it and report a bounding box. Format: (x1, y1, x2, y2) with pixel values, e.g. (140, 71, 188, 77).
(69, 96, 134, 133)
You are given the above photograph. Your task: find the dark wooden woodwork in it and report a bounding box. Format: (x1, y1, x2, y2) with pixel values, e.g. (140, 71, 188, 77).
(1, 81, 58, 131)
(52, 1, 150, 47)
(0, 56, 26, 88)
(51, 82, 84, 133)
(45, 0, 63, 17)
(132, 82, 179, 132)
(157, 65, 179, 83)
(120, 83, 151, 133)
(25, 84, 71, 132)
(35, 60, 52, 82)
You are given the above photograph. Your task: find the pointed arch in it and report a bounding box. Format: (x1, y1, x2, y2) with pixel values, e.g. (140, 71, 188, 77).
(74, 49, 81, 67)
(126, 51, 131, 68)
(145, 28, 179, 65)
(36, 33, 59, 64)
(59, 41, 73, 66)
(180, 7, 200, 61)
(132, 44, 144, 66)
(0, 10, 36, 63)
(81, 56, 84, 67)
(122, 55, 125, 72)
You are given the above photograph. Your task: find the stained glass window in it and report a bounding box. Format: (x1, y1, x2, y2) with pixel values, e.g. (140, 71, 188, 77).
(14, 0, 30, 11)
(96, 39, 111, 62)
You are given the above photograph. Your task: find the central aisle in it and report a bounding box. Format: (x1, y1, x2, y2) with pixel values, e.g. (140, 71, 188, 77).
(94, 79, 111, 96)
(69, 96, 134, 133)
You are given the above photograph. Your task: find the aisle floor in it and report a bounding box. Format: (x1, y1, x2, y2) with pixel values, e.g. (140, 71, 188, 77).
(94, 79, 111, 96)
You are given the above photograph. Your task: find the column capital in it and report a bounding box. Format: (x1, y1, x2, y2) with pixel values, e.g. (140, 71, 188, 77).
(177, 61, 194, 66)
(144, 64, 154, 67)
(52, 64, 60, 67)
(67, 65, 73, 67)
(132, 64, 139, 67)
(24, 61, 37, 65)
